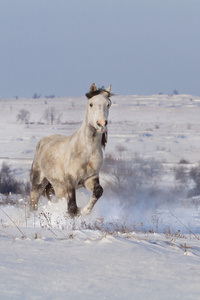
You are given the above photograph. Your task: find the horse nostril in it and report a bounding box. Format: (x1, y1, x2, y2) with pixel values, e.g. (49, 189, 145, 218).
(97, 120, 107, 127)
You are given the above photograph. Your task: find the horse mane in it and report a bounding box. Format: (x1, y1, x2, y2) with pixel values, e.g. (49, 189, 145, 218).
(101, 131, 107, 149)
(85, 86, 111, 99)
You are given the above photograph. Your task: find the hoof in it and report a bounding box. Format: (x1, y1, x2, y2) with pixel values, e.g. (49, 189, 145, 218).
(80, 207, 91, 216)
(68, 205, 79, 217)
(30, 203, 38, 211)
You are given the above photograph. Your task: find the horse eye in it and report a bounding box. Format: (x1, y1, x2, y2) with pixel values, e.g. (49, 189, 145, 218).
(90, 103, 93, 108)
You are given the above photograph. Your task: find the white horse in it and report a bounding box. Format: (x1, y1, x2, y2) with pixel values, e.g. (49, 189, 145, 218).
(30, 83, 112, 216)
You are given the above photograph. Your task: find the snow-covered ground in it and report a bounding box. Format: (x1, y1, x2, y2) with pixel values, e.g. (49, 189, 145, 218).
(0, 94, 200, 299)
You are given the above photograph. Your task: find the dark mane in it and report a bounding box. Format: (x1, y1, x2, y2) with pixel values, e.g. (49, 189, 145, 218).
(85, 86, 111, 99)
(101, 131, 107, 149)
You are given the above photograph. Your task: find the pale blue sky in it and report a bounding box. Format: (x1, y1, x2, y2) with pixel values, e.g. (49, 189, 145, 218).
(0, 0, 200, 97)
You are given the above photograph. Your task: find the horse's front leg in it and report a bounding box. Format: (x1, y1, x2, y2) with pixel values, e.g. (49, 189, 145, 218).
(67, 187, 78, 217)
(81, 176, 103, 216)
(53, 181, 78, 217)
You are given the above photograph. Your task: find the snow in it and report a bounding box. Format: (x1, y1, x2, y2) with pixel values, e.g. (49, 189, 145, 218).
(0, 225, 200, 300)
(0, 94, 200, 299)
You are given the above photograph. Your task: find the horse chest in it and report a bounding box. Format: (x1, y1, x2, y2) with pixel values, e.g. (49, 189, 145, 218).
(68, 150, 102, 181)
(84, 153, 102, 174)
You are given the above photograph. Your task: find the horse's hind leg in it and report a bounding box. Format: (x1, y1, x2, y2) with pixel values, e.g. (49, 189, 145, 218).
(81, 176, 103, 216)
(42, 182, 55, 200)
(30, 169, 48, 210)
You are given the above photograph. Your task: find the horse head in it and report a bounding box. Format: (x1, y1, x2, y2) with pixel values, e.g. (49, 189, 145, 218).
(85, 83, 112, 134)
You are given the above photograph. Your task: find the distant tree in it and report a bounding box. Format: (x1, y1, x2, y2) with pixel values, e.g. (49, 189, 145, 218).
(173, 90, 179, 95)
(33, 93, 41, 99)
(43, 106, 62, 125)
(45, 95, 55, 99)
(17, 109, 30, 124)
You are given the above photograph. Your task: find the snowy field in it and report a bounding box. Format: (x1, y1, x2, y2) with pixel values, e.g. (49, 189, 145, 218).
(0, 93, 200, 299)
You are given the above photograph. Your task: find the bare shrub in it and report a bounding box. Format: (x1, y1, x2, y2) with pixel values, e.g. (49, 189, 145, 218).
(43, 106, 62, 125)
(179, 159, 189, 164)
(174, 165, 188, 185)
(102, 148, 197, 209)
(24, 181, 30, 194)
(102, 149, 164, 208)
(16, 109, 30, 124)
(0, 162, 22, 194)
(188, 163, 200, 197)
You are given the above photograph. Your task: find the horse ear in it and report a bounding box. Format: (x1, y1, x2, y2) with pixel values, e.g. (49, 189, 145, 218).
(85, 83, 97, 99)
(106, 85, 112, 93)
(103, 85, 112, 97)
(90, 83, 97, 93)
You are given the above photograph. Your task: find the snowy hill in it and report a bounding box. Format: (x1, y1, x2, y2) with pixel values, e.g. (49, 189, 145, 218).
(0, 94, 200, 299)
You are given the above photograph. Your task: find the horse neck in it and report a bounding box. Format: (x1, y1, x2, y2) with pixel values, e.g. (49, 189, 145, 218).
(78, 114, 102, 150)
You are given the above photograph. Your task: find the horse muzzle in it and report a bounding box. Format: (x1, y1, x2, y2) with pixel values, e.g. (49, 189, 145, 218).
(96, 120, 107, 133)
